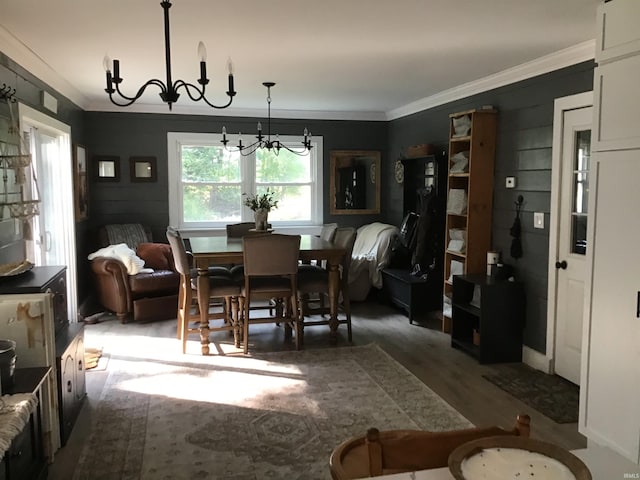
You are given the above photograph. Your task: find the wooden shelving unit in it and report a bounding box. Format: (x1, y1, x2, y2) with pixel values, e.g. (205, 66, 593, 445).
(442, 109, 497, 333)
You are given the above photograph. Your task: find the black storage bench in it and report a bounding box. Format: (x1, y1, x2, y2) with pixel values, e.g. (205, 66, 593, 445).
(381, 268, 440, 323)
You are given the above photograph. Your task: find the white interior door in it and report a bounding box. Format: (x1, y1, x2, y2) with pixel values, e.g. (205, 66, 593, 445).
(554, 106, 592, 385)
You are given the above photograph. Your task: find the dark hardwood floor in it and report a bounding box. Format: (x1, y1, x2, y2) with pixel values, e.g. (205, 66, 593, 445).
(49, 296, 585, 479)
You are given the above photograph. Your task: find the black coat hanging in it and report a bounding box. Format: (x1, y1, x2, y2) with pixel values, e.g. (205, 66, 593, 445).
(510, 195, 524, 259)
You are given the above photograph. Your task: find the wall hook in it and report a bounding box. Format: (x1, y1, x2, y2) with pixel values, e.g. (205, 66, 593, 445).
(515, 194, 524, 216)
(1, 83, 17, 103)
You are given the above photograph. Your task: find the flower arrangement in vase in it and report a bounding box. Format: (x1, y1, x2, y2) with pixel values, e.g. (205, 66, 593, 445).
(243, 188, 279, 230)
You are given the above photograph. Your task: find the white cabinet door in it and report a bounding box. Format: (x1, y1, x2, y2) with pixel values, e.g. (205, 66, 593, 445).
(593, 55, 640, 152)
(596, 0, 640, 63)
(581, 151, 640, 463)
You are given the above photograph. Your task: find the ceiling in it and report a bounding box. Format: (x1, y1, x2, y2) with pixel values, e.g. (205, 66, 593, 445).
(1, 0, 599, 121)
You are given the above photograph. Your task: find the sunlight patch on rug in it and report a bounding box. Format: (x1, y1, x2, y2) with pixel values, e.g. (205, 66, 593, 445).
(73, 344, 471, 480)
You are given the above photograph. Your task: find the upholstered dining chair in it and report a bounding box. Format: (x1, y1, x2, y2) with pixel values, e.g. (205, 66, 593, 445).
(298, 226, 357, 341)
(239, 233, 302, 354)
(320, 223, 339, 242)
(166, 227, 242, 353)
(226, 222, 272, 238)
(307, 222, 339, 268)
(329, 414, 531, 479)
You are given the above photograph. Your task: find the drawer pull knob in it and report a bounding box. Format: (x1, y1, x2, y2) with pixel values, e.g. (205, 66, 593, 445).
(67, 380, 72, 393)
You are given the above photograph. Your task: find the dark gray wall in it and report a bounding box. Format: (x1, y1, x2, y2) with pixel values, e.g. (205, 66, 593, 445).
(387, 61, 595, 354)
(84, 112, 387, 241)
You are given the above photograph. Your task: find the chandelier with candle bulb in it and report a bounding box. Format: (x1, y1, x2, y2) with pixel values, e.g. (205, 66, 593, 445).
(103, 1, 235, 110)
(221, 82, 312, 156)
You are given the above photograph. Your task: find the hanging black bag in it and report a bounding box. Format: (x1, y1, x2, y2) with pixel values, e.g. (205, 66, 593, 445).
(510, 195, 523, 259)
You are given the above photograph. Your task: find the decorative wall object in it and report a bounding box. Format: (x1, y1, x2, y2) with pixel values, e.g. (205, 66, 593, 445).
(129, 156, 157, 183)
(93, 155, 120, 182)
(74, 144, 88, 221)
(329, 150, 381, 215)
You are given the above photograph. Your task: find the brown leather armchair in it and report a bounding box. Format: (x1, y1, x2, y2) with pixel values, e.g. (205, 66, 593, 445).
(90, 224, 180, 323)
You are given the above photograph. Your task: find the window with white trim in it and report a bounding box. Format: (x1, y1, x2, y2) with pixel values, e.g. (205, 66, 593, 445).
(168, 132, 323, 229)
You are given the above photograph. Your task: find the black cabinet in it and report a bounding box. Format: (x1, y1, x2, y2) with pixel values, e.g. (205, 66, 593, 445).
(55, 323, 86, 446)
(1, 367, 50, 480)
(451, 274, 525, 363)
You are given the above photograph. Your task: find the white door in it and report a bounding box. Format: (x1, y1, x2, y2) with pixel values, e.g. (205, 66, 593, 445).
(18, 104, 78, 324)
(28, 128, 67, 266)
(553, 106, 592, 385)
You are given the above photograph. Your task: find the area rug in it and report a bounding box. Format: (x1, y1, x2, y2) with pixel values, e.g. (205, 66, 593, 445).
(72, 344, 471, 480)
(482, 363, 579, 424)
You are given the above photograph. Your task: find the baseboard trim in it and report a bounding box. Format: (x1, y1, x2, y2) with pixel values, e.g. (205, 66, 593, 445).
(522, 346, 552, 373)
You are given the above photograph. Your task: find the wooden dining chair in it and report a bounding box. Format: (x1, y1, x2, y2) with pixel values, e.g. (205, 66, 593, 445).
(298, 227, 356, 341)
(239, 233, 302, 354)
(166, 227, 242, 353)
(329, 413, 531, 479)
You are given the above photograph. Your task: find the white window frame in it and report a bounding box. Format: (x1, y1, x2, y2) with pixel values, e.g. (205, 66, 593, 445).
(168, 131, 323, 232)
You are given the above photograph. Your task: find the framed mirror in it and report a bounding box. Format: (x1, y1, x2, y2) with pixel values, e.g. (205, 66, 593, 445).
(93, 155, 120, 182)
(330, 150, 381, 215)
(130, 156, 157, 182)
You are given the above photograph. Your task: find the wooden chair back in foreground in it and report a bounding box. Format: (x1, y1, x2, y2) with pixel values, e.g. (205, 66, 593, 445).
(329, 413, 530, 479)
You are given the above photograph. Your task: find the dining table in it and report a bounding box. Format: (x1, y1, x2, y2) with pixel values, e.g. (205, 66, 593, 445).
(188, 234, 347, 355)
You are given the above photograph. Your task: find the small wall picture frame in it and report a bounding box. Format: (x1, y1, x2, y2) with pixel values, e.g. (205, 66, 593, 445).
(130, 156, 157, 182)
(93, 155, 120, 182)
(73, 144, 89, 221)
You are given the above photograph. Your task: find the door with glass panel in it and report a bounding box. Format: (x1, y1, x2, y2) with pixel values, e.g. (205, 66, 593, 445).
(554, 106, 592, 385)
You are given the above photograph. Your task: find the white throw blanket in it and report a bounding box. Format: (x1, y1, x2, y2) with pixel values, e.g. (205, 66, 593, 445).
(0, 393, 38, 460)
(350, 222, 398, 289)
(88, 243, 151, 275)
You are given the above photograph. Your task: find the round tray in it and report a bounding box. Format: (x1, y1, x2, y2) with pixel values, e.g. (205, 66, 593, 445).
(448, 436, 592, 480)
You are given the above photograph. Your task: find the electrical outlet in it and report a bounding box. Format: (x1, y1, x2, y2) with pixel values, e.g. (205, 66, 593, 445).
(505, 177, 516, 188)
(534, 212, 544, 229)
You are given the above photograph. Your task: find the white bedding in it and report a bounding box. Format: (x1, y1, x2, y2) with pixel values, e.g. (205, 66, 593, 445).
(349, 222, 398, 291)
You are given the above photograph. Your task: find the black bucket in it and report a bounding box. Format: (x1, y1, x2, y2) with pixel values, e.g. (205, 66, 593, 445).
(0, 339, 17, 392)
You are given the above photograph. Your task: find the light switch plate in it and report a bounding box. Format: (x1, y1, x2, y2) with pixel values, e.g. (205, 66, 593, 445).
(505, 176, 516, 188)
(534, 212, 544, 229)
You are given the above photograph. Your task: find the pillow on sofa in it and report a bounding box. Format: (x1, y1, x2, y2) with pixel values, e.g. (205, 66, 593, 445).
(136, 243, 174, 271)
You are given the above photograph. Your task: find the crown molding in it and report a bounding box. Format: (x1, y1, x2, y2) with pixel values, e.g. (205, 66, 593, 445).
(0, 25, 89, 109)
(85, 100, 388, 121)
(385, 40, 596, 121)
